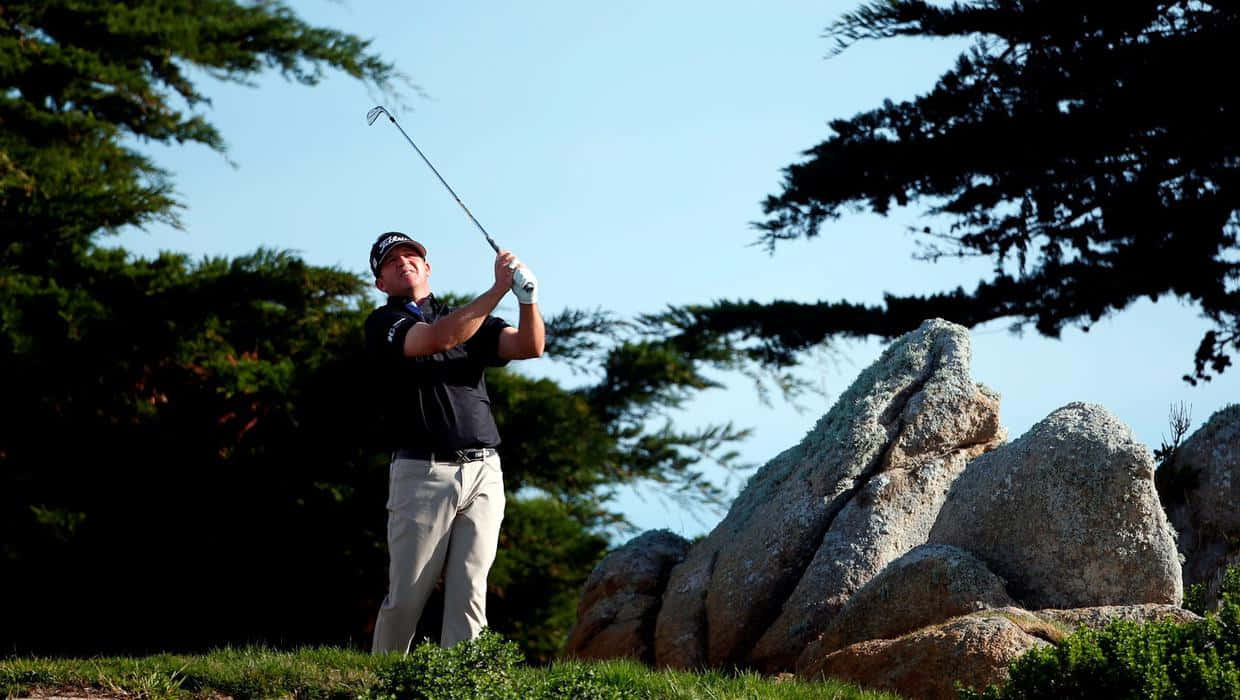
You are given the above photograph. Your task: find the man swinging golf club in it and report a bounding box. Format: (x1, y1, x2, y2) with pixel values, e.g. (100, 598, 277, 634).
(364, 231, 543, 653)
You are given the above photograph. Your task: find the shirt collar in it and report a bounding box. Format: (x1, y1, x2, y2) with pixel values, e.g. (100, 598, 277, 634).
(387, 293, 441, 320)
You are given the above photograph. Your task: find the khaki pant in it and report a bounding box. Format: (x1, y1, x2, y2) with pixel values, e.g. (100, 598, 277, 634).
(371, 451, 505, 653)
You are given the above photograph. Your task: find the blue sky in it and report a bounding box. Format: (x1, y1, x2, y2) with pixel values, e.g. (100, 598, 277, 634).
(114, 2, 1238, 538)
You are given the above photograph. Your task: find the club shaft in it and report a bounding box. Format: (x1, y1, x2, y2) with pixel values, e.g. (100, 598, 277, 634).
(383, 115, 501, 254)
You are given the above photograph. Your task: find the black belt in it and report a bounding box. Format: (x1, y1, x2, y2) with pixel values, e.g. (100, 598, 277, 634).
(393, 447, 496, 463)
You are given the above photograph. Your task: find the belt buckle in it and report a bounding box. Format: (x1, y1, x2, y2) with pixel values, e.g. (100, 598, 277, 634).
(457, 448, 486, 462)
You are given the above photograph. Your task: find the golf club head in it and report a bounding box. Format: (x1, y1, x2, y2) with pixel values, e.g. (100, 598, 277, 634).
(366, 106, 391, 126)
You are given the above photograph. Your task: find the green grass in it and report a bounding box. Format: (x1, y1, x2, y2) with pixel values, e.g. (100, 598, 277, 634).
(1, 636, 900, 700)
(0, 646, 381, 700)
(572, 659, 901, 699)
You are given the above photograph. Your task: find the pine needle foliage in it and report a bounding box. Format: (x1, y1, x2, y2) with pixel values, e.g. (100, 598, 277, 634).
(653, 1, 1240, 385)
(0, 0, 400, 272)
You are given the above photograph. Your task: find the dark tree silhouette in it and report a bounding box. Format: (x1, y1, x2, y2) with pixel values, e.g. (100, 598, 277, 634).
(652, 1, 1240, 385)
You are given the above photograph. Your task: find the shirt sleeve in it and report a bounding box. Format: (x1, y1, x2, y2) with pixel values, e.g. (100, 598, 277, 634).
(364, 307, 417, 360)
(465, 315, 512, 367)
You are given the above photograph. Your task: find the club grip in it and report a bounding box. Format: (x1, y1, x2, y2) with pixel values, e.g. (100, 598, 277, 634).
(513, 266, 535, 292)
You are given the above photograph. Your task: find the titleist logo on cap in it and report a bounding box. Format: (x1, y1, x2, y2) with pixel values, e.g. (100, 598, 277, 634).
(376, 234, 406, 252)
(372, 234, 409, 265)
(369, 232, 424, 276)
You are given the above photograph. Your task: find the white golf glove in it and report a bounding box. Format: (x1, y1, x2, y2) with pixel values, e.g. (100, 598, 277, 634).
(511, 265, 538, 305)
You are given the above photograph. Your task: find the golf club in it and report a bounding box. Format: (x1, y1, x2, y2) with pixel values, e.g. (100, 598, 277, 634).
(366, 106, 533, 294)
(365, 105, 503, 252)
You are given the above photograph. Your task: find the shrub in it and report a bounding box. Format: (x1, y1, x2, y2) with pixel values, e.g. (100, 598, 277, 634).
(1186, 556, 1240, 615)
(1153, 401, 1199, 509)
(1185, 582, 1209, 616)
(960, 573, 1240, 699)
(361, 630, 636, 700)
(1224, 564, 1240, 601)
(363, 631, 524, 700)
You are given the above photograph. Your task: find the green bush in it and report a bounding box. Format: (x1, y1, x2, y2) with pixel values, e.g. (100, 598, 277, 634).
(361, 631, 636, 700)
(1223, 564, 1240, 600)
(1185, 582, 1210, 615)
(961, 589, 1240, 698)
(363, 631, 524, 700)
(1185, 558, 1240, 615)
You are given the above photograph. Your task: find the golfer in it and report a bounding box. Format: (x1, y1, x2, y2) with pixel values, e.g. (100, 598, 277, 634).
(364, 231, 543, 652)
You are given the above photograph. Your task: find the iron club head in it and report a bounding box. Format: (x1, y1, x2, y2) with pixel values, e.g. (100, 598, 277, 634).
(366, 106, 392, 126)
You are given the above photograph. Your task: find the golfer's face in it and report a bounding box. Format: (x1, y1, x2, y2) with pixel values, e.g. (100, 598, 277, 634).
(380, 246, 429, 295)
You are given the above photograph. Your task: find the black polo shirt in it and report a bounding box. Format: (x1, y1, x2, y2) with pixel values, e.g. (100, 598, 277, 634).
(364, 294, 511, 452)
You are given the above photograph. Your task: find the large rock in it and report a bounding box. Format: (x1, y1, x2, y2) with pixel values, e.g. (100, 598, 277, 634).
(564, 530, 690, 663)
(654, 319, 1004, 670)
(1034, 603, 1200, 631)
(1163, 405, 1240, 594)
(799, 543, 1017, 663)
(799, 608, 1055, 700)
(928, 402, 1182, 609)
(800, 603, 1197, 698)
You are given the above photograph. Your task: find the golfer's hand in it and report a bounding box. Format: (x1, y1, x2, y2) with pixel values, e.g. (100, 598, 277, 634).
(512, 265, 537, 304)
(493, 251, 517, 292)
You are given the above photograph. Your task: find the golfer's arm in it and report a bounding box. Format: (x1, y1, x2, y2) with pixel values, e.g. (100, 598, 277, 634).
(402, 286, 508, 357)
(497, 303, 544, 360)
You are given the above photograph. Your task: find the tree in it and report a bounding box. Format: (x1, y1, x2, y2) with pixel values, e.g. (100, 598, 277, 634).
(651, 1, 1240, 385)
(0, 2, 747, 658)
(1, 0, 399, 652)
(0, 0, 397, 273)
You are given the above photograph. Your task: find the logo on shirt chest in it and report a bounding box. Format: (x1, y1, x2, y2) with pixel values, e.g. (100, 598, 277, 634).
(387, 318, 411, 344)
